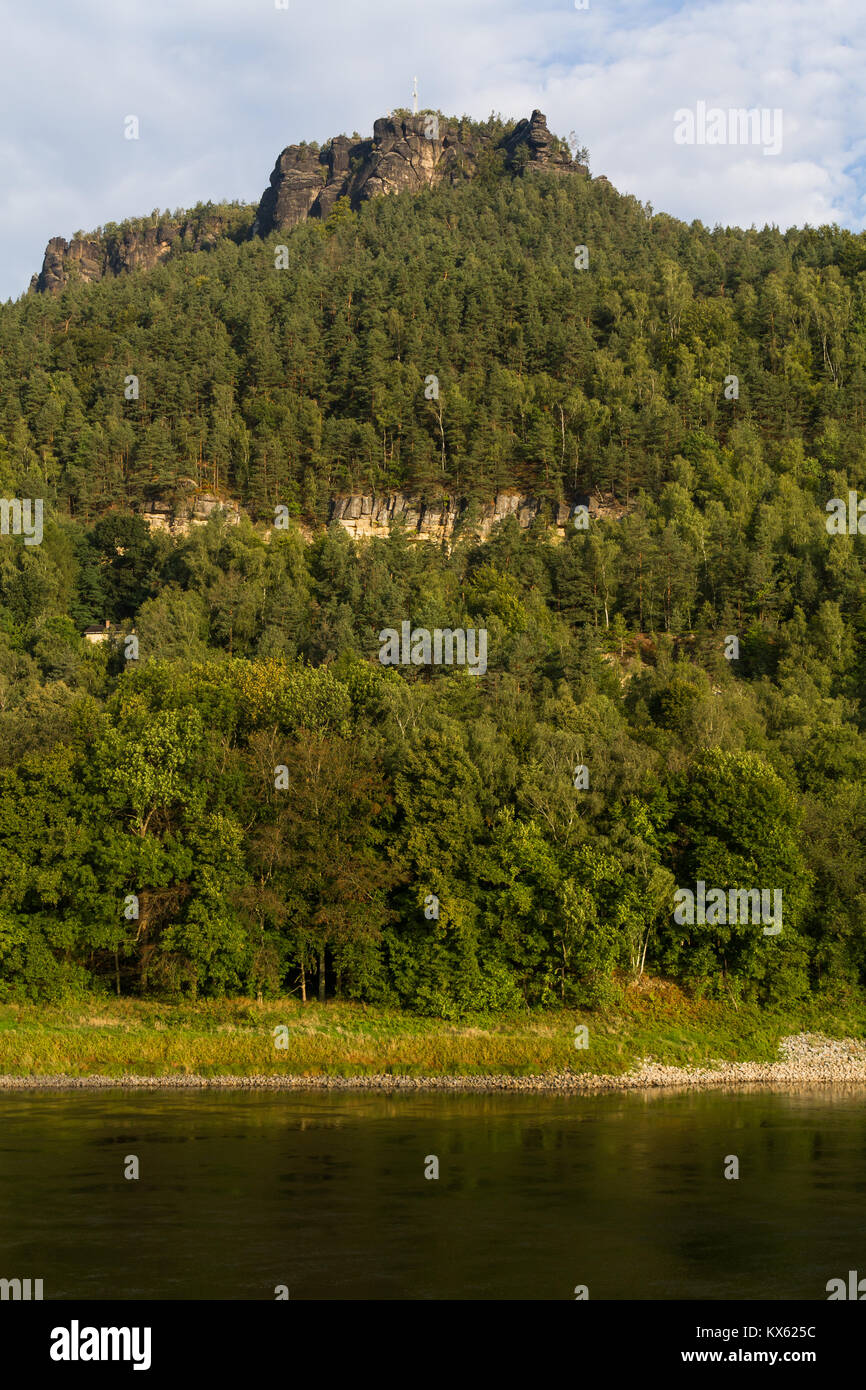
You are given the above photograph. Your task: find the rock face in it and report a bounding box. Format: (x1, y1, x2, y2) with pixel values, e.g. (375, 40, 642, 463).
(252, 109, 584, 237)
(135, 489, 626, 543)
(329, 491, 595, 544)
(498, 109, 573, 171)
(140, 492, 241, 537)
(30, 208, 251, 295)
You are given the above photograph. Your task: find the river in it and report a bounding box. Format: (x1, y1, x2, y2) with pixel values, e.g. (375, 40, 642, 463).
(0, 1087, 862, 1299)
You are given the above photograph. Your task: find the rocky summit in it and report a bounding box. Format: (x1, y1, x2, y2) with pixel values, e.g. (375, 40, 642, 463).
(251, 108, 584, 236)
(31, 110, 586, 292)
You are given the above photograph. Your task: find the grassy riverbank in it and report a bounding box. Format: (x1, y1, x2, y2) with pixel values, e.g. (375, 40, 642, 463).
(1, 980, 865, 1080)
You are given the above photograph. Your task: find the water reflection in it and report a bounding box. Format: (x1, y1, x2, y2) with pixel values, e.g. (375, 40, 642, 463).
(0, 1087, 862, 1299)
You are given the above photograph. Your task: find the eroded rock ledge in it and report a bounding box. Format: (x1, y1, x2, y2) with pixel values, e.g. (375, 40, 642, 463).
(135, 489, 627, 541)
(329, 490, 626, 543)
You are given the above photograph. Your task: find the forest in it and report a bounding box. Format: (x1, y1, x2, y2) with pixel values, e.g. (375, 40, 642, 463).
(1, 114, 866, 1012)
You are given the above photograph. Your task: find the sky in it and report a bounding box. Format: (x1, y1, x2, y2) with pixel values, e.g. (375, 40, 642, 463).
(1, 0, 865, 302)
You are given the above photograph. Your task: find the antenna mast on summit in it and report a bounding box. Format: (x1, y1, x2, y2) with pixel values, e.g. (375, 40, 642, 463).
(412, 77, 418, 114)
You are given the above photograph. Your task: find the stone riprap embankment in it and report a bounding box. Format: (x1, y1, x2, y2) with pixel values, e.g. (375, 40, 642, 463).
(0, 1034, 864, 1091)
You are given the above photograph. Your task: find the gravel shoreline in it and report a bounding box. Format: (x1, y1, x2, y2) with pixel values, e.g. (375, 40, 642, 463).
(1, 1034, 865, 1092)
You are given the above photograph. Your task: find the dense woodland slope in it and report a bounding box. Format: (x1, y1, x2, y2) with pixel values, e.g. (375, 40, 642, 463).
(1, 111, 865, 1011)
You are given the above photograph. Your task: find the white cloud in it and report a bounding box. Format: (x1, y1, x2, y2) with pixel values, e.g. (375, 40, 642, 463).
(537, 0, 866, 229)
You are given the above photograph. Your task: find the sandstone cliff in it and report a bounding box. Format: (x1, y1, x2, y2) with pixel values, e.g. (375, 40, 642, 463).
(327, 490, 628, 544)
(252, 109, 583, 236)
(140, 491, 242, 537)
(30, 204, 254, 295)
(136, 490, 627, 543)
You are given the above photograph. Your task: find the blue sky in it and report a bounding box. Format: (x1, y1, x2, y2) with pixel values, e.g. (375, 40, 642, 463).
(1, 0, 864, 301)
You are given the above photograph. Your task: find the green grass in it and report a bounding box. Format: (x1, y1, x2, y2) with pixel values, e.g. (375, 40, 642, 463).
(1, 979, 864, 1079)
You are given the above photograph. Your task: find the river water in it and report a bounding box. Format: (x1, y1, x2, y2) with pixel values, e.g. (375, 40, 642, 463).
(1, 1087, 863, 1299)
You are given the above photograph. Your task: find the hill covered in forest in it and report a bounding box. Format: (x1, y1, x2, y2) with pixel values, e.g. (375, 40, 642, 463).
(1, 108, 866, 1017)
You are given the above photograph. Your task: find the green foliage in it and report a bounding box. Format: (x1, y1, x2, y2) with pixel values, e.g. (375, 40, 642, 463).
(2, 136, 866, 1010)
